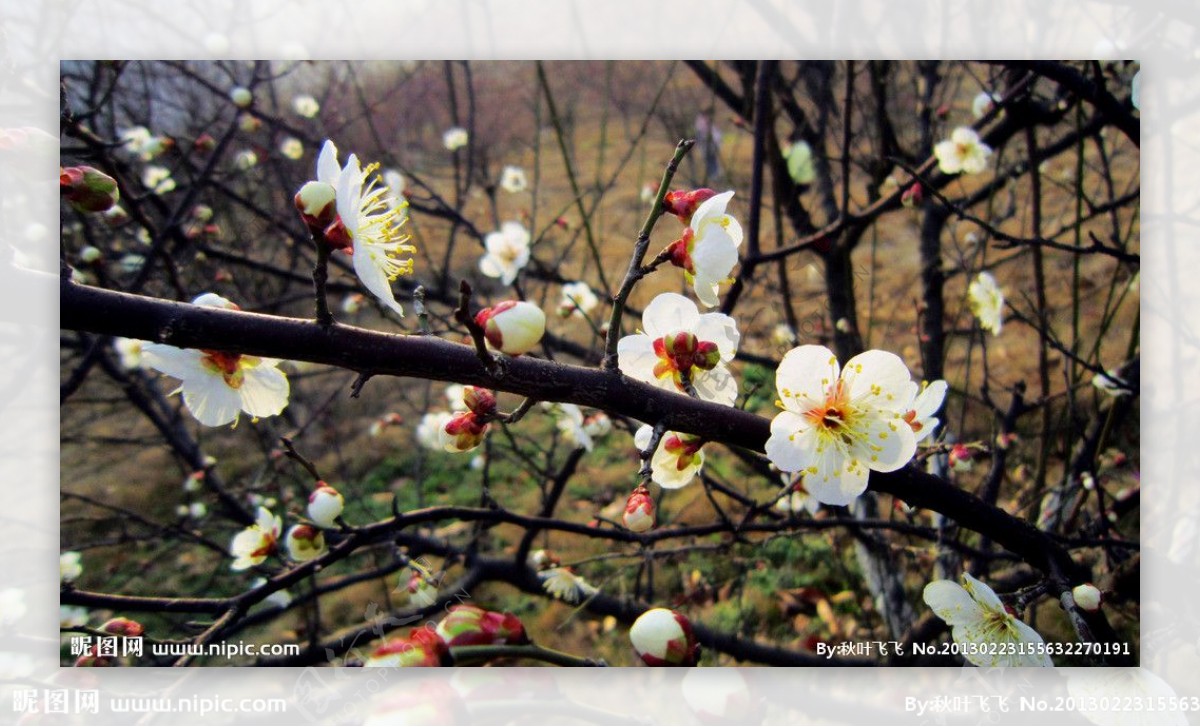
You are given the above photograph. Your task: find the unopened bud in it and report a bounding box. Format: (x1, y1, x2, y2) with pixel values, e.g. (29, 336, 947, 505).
(630, 607, 700, 666)
(1072, 583, 1103, 611)
(294, 181, 337, 230)
(948, 443, 974, 472)
(238, 113, 261, 133)
(666, 230, 695, 272)
(194, 133, 216, 152)
(662, 188, 717, 222)
(79, 246, 102, 264)
(364, 626, 451, 667)
(61, 166, 120, 213)
(434, 604, 529, 647)
(101, 617, 144, 637)
(475, 301, 546, 356)
(623, 484, 656, 533)
(307, 483, 344, 529)
(229, 86, 253, 108)
(284, 524, 326, 562)
(439, 411, 488, 452)
(901, 182, 923, 208)
(462, 387, 498, 418)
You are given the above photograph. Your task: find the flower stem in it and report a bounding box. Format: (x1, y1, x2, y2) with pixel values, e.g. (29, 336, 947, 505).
(311, 238, 334, 327)
(602, 138, 695, 371)
(450, 642, 605, 667)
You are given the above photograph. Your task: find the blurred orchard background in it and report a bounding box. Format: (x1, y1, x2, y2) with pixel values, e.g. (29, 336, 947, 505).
(58, 60, 1139, 666)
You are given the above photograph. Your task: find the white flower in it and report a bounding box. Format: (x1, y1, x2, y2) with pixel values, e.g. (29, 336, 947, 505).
(479, 221, 531, 285)
(539, 567, 597, 604)
(582, 412, 612, 440)
(284, 524, 326, 562)
(553, 403, 593, 451)
(783, 140, 815, 184)
(113, 337, 145, 369)
(443, 384, 468, 411)
(903, 379, 948, 443)
(119, 126, 171, 161)
(229, 507, 282, 571)
(635, 424, 704, 489)
(60, 604, 89, 628)
(250, 577, 293, 609)
(280, 137, 304, 160)
(775, 474, 820, 515)
(922, 572, 1053, 667)
(558, 281, 599, 318)
(443, 126, 469, 151)
(968, 272, 1004, 336)
(640, 182, 657, 205)
(934, 127, 992, 176)
(141, 294, 289, 427)
(1092, 370, 1132, 397)
(234, 150, 258, 170)
(499, 165, 528, 193)
(0, 588, 27, 625)
(416, 411, 455, 449)
(403, 565, 439, 608)
(972, 91, 1000, 119)
(772, 323, 797, 349)
(308, 484, 344, 528)
(142, 165, 176, 194)
(229, 86, 253, 108)
(617, 292, 741, 405)
(764, 345, 918, 506)
(333, 151, 417, 316)
(292, 94, 320, 118)
(477, 301, 546, 356)
(60, 552, 83, 583)
(668, 191, 743, 308)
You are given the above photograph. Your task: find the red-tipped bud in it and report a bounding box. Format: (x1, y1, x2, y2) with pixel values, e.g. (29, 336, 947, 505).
(662, 188, 717, 222)
(948, 443, 974, 472)
(100, 617, 144, 637)
(438, 411, 488, 452)
(666, 228, 695, 272)
(694, 340, 721, 371)
(462, 386, 498, 418)
(475, 301, 546, 356)
(194, 133, 216, 152)
(307, 482, 344, 529)
(294, 180, 338, 234)
(901, 182, 923, 208)
(284, 524, 326, 562)
(630, 608, 700, 666)
(434, 605, 529, 648)
(365, 626, 451, 667)
(623, 484, 656, 533)
(61, 165, 120, 213)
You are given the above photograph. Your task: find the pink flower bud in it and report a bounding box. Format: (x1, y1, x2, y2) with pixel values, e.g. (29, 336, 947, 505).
(307, 482, 344, 529)
(284, 524, 326, 562)
(630, 607, 700, 666)
(901, 182, 923, 208)
(101, 617, 144, 637)
(60, 165, 120, 213)
(462, 387, 497, 418)
(475, 301, 546, 356)
(438, 411, 489, 452)
(623, 484, 656, 533)
(948, 443, 974, 472)
(365, 626, 451, 667)
(194, 133, 216, 152)
(434, 605, 529, 648)
(662, 188, 717, 222)
(1072, 583, 1103, 611)
(294, 181, 337, 231)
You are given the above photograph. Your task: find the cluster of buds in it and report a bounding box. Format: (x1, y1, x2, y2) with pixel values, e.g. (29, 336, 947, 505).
(61, 166, 120, 213)
(661, 188, 716, 222)
(475, 301, 546, 356)
(629, 607, 700, 666)
(307, 482, 344, 529)
(434, 605, 529, 648)
(365, 626, 452, 667)
(653, 331, 720, 386)
(438, 387, 497, 453)
(622, 484, 656, 533)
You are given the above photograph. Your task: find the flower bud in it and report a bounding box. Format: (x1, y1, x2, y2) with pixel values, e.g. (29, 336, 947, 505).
(948, 443, 974, 472)
(666, 229, 695, 271)
(229, 86, 252, 108)
(901, 182, 923, 208)
(79, 246, 102, 264)
(475, 301, 546, 356)
(365, 626, 451, 667)
(662, 188, 717, 222)
(438, 411, 488, 452)
(629, 607, 699, 666)
(462, 386, 498, 418)
(61, 166, 120, 213)
(405, 568, 438, 608)
(623, 484, 656, 533)
(307, 482, 344, 529)
(74, 646, 114, 667)
(101, 617, 144, 637)
(284, 524, 326, 562)
(434, 605, 529, 647)
(238, 113, 262, 133)
(1072, 583, 1103, 611)
(294, 181, 337, 230)
(194, 133, 216, 152)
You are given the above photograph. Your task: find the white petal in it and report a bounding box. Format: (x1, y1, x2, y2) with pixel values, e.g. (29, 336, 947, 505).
(842, 349, 914, 413)
(922, 580, 987, 626)
(141, 344, 206, 381)
(191, 293, 237, 309)
(478, 254, 505, 279)
(850, 411, 916, 473)
(694, 312, 740, 360)
(960, 572, 1006, 613)
(693, 366, 738, 406)
(181, 375, 243, 427)
(804, 447, 870, 506)
(353, 244, 405, 316)
(617, 334, 660, 384)
(764, 411, 813, 472)
(239, 364, 290, 418)
(641, 293, 699, 338)
(775, 345, 839, 412)
(1008, 619, 1054, 666)
(317, 140, 340, 185)
(652, 443, 703, 489)
(692, 275, 722, 308)
(690, 190, 733, 226)
(913, 380, 948, 419)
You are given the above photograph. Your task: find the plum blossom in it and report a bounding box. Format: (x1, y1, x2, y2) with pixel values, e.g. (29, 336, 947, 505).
(479, 221, 531, 285)
(279, 137, 304, 160)
(775, 473, 820, 515)
(557, 281, 599, 318)
(476, 301, 545, 356)
(539, 567, 597, 604)
(141, 294, 289, 427)
(284, 524, 326, 562)
(548, 403, 594, 451)
(416, 411, 455, 449)
(922, 572, 1053, 667)
(60, 552, 83, 583)
(307, 483, 344, 528)
(229, 507, 282, 571)
(764, 345, 918, 506)
(935, 127, 992, 176)
(617, 293, 740, 405)
(635, 424, 704, 489)
(292, 94, 320, 118)
(630, 608, 700, 667)
(142, 165, 175, 195)
(442, 127, 468, 151)
(499, 165, 527, 193)
(903, 379, 948, 444)
(113, 338, 145, 370)
(968, 271, 1005, 336)
(665, 191, 743, 308)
